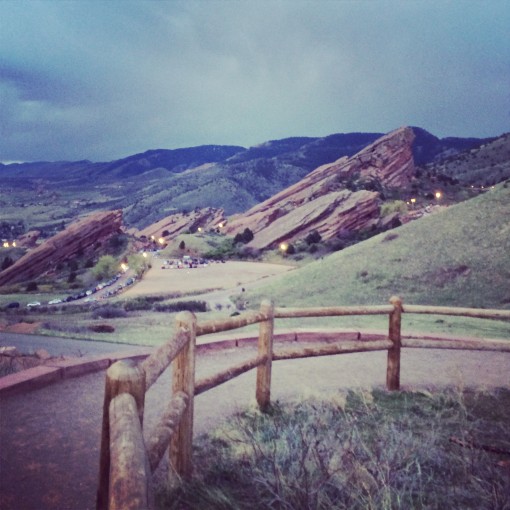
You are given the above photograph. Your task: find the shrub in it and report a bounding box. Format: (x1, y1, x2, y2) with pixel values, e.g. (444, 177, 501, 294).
(380, 200, 408, 217)
(305, 230, 322, 245)
(153, 300, 208, 313)
(92, 255, 118, 281)
(234, 228, 254, 244)
(92, 305, 127, 319)
(88, 324, 115, 333)
(26, 281, 38, 292)
(123, 295, 166, 311)
(1, 256, 14, 271)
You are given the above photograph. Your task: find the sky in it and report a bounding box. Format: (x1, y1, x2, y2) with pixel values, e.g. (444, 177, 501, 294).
(0, 0, 509, 163)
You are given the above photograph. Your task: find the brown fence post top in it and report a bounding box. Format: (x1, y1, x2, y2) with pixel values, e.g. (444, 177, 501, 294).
(389, 295, 402, 308)
(175, 310, 197, 328)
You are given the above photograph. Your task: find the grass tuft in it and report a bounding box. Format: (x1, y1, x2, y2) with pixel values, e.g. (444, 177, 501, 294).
(156, 388, 510, 510)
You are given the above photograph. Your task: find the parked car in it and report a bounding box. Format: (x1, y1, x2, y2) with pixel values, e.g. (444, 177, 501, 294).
(5, 302, 20, 309)
(26, 301, 41, 308)
(48, 299, 62, 305)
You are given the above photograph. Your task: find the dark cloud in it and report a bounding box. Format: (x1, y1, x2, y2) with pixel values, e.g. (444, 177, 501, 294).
(0, 0, 509, 162)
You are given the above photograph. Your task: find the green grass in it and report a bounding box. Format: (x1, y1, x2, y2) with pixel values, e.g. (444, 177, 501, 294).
(243, 183, 510, 339)
(157, 388, 510, 510)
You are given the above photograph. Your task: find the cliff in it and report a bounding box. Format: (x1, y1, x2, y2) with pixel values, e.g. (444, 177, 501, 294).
(225, 127, 415, 249)
(0, 210, 123, 287)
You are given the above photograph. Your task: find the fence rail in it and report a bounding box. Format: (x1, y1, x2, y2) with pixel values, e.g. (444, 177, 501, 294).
(96, 296, 510, 509)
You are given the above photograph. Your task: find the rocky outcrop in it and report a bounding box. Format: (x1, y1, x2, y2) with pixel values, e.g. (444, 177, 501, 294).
(225, 127, 415, 249)
(134, 207, 226, 241)
(0, 210, 123, 287)
(16, 230, 41, 248)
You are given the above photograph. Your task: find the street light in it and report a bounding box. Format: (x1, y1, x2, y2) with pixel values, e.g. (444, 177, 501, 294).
(435, 191, 442, 200)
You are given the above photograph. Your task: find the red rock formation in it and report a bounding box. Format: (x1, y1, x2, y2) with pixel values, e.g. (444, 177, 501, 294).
(16, 230, 41, 248)
(133, 207, 226, 240)
(225, 127, 415, 249)
(0, 210, 123, 287)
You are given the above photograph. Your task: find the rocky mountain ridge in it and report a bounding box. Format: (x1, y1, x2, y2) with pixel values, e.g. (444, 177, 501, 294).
(0, 127, 492, 233)
(0, 210, 123, 287)
(224, 127, 415, 248)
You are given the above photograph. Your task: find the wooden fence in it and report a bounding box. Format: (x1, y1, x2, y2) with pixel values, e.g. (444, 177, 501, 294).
(96, 296, 510, 509)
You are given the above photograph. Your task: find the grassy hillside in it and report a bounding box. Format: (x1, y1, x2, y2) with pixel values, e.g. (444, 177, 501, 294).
(430, 132, 510, 186)
(247, 182, 510, 311)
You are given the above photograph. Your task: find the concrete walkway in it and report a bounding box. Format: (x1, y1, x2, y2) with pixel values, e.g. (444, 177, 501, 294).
(1, 340, 510, 510)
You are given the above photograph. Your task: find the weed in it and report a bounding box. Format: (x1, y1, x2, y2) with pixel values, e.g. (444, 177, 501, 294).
(156, 388, 510, 509)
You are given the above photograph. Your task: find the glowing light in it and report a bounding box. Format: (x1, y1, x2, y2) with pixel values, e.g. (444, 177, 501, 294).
(410, 198, 416, 204)
(197, 227, 203, 232)
(279, 242, 288, 252)
(2, 242, 9, 248)
(158, 237, 165, 245)
(142, 252, 148, 258)
(218, 222, 224, 229)
(435, 191, 442, 199)
(120, 263, 128, 272)
(12, 241, 16, 247)
(150, 235, 155, 241)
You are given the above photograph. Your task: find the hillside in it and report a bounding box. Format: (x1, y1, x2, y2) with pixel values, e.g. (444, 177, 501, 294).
(426, 132, 510, 186)
(245, 182, 510, 310)
(0, 127, 493, 234)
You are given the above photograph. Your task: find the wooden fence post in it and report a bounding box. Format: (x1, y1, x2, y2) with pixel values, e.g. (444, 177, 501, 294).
(97, 359, 146, 510)
(169, 311, 196, 481)
(256, 299, 274, 412)
(386, 295, 402, 391)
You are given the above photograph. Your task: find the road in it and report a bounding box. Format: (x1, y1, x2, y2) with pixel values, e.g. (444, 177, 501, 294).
(0, 332, 140, 357)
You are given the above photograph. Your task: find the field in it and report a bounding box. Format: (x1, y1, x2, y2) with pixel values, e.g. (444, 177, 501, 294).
(122, 259, 294, 297)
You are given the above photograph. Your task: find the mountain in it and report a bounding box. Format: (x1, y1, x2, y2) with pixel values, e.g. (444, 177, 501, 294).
(0, 128, 501, 237)
(224, 127, 415, 249)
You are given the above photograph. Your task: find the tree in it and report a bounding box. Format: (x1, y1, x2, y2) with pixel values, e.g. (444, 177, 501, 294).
(26, 281, 38, 292)
(234, 228, 254, 244)
(1, 256, 14, 271)
(92, 255, 118, 281)
(127, 253, 148, 277)
(305, 230, 322, 245)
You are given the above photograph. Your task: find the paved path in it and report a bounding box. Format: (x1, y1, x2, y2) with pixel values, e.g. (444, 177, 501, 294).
(0, 332, 138, 357)
(1, 344, 510, 510)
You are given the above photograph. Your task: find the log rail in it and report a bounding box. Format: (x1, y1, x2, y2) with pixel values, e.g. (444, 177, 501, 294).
(97, 296, 510, 509)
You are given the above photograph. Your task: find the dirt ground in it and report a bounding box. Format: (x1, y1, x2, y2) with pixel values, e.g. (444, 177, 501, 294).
(122, 259, 295, 297)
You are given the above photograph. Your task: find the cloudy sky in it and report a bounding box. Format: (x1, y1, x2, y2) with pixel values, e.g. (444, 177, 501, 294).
(1, 0, 509, 163)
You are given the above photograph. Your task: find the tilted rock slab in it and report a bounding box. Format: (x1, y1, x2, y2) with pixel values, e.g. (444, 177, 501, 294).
(0, 210, 123, 287)
(225, 127, 415, 248)
(133, 207, 226, 241)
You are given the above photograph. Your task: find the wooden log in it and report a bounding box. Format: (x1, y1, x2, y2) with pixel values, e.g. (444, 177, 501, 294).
(273, 339, 393, 360)
(402, 337, 510, 351)
(274, 305, 393, 319)
(256, 300, 274, 412)
(195, 355, 267, 396)
(169, 311, 196, 480)
(108, 393, 152, 510)
(403, 304, 510, 320)
(141, 329, 189, 391)
(97, 360, 145, 510)
(146, 391, 188, 473)
(196, 310, 268, 336)
(386, 296, 402, 391)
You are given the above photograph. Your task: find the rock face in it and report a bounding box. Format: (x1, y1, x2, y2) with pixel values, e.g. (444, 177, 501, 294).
(0, 210, 123, 287)
(225, 127, 415, 249)
(16, 231, 41, 248)
(134, 207, 226, 241)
